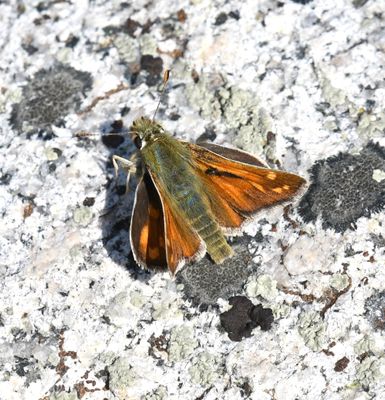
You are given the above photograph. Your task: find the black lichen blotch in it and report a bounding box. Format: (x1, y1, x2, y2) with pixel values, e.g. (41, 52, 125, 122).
(11, 64, 92, 134)
(299, 142, 385, 232)
(220, 296, 274, 342)
(365, 290, 385, 331)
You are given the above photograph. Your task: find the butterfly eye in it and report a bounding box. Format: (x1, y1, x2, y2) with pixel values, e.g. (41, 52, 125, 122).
(133, 135, 142, 149)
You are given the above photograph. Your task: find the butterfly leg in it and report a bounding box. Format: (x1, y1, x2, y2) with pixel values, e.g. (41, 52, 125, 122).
(112, 155, 137, 193)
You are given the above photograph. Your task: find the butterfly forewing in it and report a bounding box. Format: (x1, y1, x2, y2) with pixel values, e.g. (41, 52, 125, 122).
(187, 142, 306, 229)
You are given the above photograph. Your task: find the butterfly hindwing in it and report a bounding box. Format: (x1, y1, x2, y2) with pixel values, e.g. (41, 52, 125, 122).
(130, 173, 167, 269)
(197, 142, 268, 168)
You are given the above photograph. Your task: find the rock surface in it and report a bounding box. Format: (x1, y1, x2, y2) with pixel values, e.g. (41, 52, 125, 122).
(1, 1, 385, 399)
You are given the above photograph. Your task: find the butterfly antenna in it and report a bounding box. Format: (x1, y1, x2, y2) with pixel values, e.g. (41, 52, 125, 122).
(75, 130, 135, 140)
(152, 69, 170, 122)
(74, 131, 98, 138)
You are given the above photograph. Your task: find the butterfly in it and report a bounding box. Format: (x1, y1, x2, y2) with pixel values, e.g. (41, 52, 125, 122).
(113, 72, 306, 275)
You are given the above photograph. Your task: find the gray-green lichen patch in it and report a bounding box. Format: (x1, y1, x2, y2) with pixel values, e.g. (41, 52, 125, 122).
(108, 357, 138, 397)
(298, 311, 326, 351)
(354, 335, 376, 355)
(0, 86, 22, 114)
(188, 352, 223, 386)
(130, 289, 150, 309)
(357, 111, 385, 139)
(113, 34, 140, 64)
(271, 303, 291, 319)
(44, 147, 62, 161)
(152, 297, 183, 320)
(330, 273, 350, 291)
(318, 71, 349, 110)
(184, 73, 224, 120)
(73, 206, 93, 227)
(10, 64, 92, 134)
(185, 77, 275, 160)
(246, 274, 278, 301)
(316, 65, 385, 142)
(168, 325, 199, 362)
(355, 355, 384, 387)
(221, 87, 274, 159)
(138, 34, 159, 57)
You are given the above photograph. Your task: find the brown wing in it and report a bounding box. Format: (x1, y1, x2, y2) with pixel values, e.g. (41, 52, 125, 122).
(130, 173, 167, 270)
(197, 142, 268, 167)
(187, 142, 306, 231)
(148, 171, 204, 274)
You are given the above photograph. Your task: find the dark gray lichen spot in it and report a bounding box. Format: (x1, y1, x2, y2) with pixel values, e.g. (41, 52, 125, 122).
(176, 236, 257, 306)
(365, 290, 385, 331)
(11, 64, 92, 134)
(352, 0, 369, 7)
(298, 142, 385, 232)
(214, 12, 228, 26)
(140, 55, 163, 86)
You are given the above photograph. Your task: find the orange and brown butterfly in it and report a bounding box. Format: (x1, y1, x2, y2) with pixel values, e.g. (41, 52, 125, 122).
(113, 71, 306, 275)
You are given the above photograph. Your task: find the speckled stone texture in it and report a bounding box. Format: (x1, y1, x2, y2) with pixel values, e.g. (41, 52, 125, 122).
(1, 1, 385, 399)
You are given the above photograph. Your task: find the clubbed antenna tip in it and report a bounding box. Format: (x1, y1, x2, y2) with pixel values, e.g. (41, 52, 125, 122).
(152, 69, 170, 122)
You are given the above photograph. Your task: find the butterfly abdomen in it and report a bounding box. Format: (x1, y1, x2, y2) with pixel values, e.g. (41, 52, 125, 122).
(173, 185, 233, 263)
(191, 212, 234, 263)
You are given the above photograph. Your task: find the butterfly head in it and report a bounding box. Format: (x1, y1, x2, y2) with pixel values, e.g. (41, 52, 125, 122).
(131, 116, 164, 150)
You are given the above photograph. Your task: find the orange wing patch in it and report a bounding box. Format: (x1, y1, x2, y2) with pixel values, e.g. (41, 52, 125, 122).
(187, 143, 306, 229)
(162, 200, 203, 274)
(147, 171, 204, 274)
